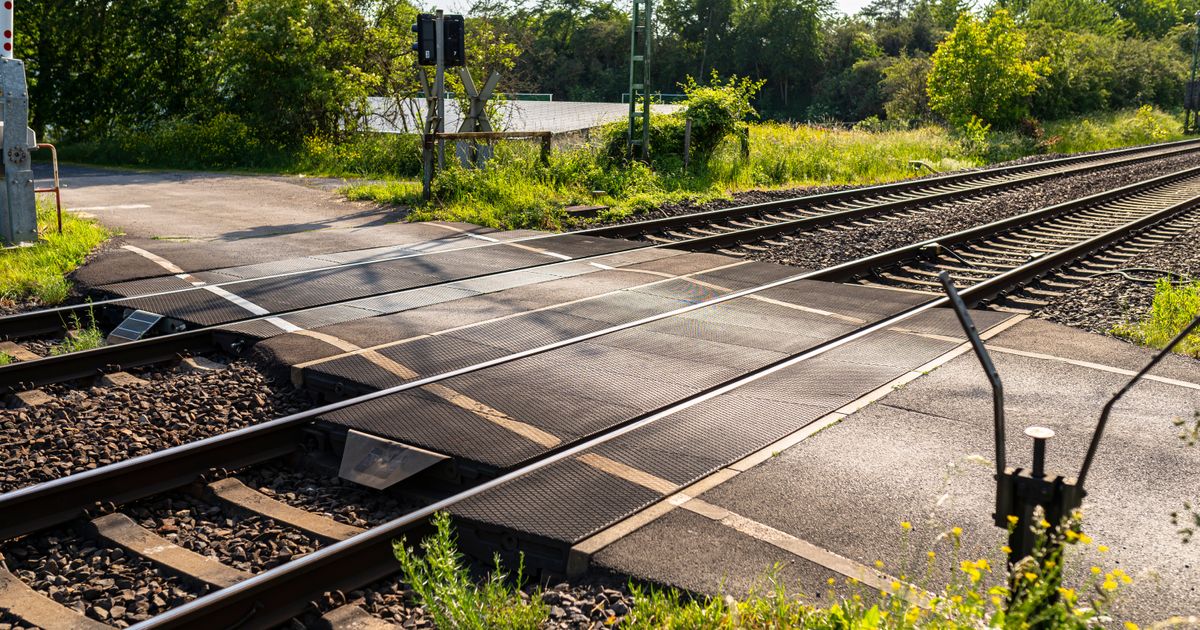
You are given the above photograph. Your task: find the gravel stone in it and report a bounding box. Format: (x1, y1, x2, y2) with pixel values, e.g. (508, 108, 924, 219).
(0, 525, 205, 627)
(1035, 221, 1200, 337)
(237, 465, 423, 529)
(123, 494, 323, 574)
(0, 357, 312, 492)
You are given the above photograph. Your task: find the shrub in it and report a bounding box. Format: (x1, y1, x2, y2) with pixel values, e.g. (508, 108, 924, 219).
(392, 512, 546, 629)
(927, 10, 1047, 129)
(1112, 276, 1200, 357)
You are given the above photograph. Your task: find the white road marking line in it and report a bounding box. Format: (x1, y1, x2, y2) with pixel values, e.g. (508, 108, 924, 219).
(122, 244, 300, 333)
(71, 204, 151, 211)
(589, 262, 615, 270)
(988, 344, 1200, 391)
(426, 222, 501, 242)
(122, 245, 186, 275)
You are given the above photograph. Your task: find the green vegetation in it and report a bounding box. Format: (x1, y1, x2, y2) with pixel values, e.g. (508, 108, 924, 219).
(49, 310, 106, 356)
(1112, 277, 1200, 357)
(392, 511, 548, 628)
(394, 513, 1131, 629)
(345, 104, 1185, 230)
(0, 353, 13, 366)
(0, 201, 111, 306)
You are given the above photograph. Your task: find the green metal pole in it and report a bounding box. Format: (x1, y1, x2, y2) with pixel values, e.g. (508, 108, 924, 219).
(627, 0, 640, 158)
(1189, 11, 1200, 133)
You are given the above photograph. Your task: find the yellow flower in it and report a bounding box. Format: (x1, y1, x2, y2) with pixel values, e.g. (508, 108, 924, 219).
(976, 558, 991, 572)
(1044, 560, 1056, 569)
(951, 595, 963, 604)
(1007, 515, 1019, 526)
(1120, 574, 1133, 584)
(951, 526, 963, 537)
(1001, 545, 1012, 554)
(1057, 587, 1076, 600)
(827, 577, 836, 586)
(1078, 533, 1093, 544)
(891, 581, 902, 591)
(927, 551, 936, 560)
(847, 577, 858, 586)
(1024, 572, 1038, 581)
(1125, 623, 1140, 630)
(1039, 519, 1051, 529)
(1098, 545, 1109, 553)
(1102, 578, 1118, 591)
(901, 521, 912, 531)
(875, 560, 885, 569)
(991, 596, 1002, 606)
(1091, 566, 1102, 575)
(1065, 530, 1079, 541)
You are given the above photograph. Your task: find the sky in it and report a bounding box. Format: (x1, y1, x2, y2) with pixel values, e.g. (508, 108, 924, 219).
(424, 0, 870, 19)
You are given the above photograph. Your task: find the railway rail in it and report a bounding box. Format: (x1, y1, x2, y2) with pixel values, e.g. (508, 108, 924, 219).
(1, 138, 1199, 392)
(3, 159, 1199, 629)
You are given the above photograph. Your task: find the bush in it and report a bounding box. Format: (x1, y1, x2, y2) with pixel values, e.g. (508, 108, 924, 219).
(927, 10, 1046, 129)
(599, 73, 764, 166)
(1112, 276, 1200, 357)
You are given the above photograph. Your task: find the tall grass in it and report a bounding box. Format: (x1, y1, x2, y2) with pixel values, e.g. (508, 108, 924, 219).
(0, 199, 111, 306)
(1112, 277, 1200, 357)
(392, 511, 547, 629)
(1045, 106, 1185, 154)
(347, 107, 1189, 231)
(392, 513, 1131, 629)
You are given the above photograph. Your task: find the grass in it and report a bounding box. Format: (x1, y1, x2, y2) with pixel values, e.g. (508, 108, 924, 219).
(1111, 277, 1200, 357)
(393, 512, 1132, 629)
(344, 106, 1189, 231)
(0, 199, 112, 306)
(49, 309, 106, 355)
(393, 511, 547, 629)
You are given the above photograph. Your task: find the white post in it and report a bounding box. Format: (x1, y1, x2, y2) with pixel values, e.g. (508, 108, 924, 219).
(0, 0, 13, 59)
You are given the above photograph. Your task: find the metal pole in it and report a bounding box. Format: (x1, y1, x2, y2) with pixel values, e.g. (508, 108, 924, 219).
(627, 0, 639, 158)
(1077, 314, 1200, 487)
(435, 9, 446, 170)
(641, 0, 652, 160)
(1189, 11, 1200, 133)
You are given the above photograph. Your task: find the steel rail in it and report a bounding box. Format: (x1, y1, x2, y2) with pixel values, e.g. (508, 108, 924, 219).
(4, 164, 1199, 542)
(5, 147, 1200, 392)
(581, 139, 1200, 240)
(131, 177, 1200, 630)
(3, 136, 1196, 342)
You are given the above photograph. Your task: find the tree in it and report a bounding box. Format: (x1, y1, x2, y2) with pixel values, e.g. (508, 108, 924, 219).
(926, 9, 1046, 128)
(211, 0, 375, 144)
(882, 53, 933, 121)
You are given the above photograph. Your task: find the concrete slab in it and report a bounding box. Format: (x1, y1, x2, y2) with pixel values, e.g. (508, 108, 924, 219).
(591, 318, 1200, 623)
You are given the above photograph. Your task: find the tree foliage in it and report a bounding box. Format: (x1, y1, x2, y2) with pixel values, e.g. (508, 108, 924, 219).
(927, 9, 1046, 128)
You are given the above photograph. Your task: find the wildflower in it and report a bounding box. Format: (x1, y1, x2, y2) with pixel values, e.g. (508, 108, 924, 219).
(1078, 533, 1093, 544)
(874, 560, 885, 569)
(1000, 545, 1012, 554)
(1007, 515, 1019, 526)
(1098, 545, 1109, 553)
(901, 521, 912, 531)
(1102, 578, 1118, 591)
(991, 596, 1002, 607)
(951, 526, 963, 537)
(976, 558, 991, 572)
(1044, 560, 1056, 569)
(891, 581, 902, 591)
(951, 595, 963, 604)
(827, 577, 836, 586)
(847, 578, 858, 586)
(927, 551, 936, 560)
(1039, 519, 1051, 529)
(1065, 530, 1079, 541)
(1091, 566, 1102, 575)
(1125, 623, 1140, 630)
(1025, 572, 1038, 581)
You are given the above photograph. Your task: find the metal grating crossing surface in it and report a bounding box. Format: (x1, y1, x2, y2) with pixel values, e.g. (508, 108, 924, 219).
(449, 314, 1016, 554)
(94, 233, 638, 328)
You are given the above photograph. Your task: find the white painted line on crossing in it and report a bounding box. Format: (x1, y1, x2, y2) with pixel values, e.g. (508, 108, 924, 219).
(71, 204, 151, 211)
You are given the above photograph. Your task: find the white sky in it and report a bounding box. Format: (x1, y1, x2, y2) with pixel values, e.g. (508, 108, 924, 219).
(424, 0, 869, 19)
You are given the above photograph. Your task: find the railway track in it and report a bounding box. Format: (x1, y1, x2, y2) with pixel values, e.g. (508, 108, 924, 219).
(1, 138, 1199, 393)
(3, 161, 1199, 629)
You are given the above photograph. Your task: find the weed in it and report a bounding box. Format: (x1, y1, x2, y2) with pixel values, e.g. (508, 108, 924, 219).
(0, 199, 111, 305)
(0, 352, 12, 366)
(392, 511, 547, 629)
(1111, 277, 1200, 357)
(50, 308, 105, 355)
